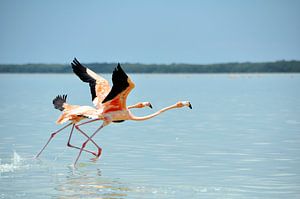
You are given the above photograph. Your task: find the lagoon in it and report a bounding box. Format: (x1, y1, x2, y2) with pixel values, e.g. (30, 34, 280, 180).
(0, 73, 300, 198)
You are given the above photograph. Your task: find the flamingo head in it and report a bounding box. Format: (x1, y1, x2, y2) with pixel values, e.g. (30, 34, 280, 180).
(142, 102, 153, 109)
(177, 101, 192, 109)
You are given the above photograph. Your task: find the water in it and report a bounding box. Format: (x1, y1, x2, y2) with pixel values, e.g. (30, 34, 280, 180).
(0, 73, 300, 198)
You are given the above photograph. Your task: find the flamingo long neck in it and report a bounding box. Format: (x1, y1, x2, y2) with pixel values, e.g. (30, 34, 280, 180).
(130, 104, 178, 121)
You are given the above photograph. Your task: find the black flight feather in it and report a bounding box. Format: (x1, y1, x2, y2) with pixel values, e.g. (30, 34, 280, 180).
(102, 63, 129, 103)
(71, 58, 97, 101)
(53, 94, 67, 111)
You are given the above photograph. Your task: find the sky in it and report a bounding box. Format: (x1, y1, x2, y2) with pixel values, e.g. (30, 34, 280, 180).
(0, 0, 299, 64)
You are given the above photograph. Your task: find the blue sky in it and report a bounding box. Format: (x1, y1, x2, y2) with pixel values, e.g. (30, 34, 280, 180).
(0, 0, 299, 64)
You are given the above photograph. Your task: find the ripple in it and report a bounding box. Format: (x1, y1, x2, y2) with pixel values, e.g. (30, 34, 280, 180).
(285, 120, 300, 125)
(240, 158, 265, 162)
(270, 173, 297, 177)
(274, 158, 294, 161)
(253, 142, 271, 145)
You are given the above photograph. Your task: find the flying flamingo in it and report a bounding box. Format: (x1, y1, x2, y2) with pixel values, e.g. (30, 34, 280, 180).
(35, 61, 152, 159)
(71, 60, 192, 166)
(35, 95, 102, 158)
(35, 95, 152, 159)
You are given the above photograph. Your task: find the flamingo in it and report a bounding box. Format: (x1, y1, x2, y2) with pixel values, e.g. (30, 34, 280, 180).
(71, 59, 192, 166)
(35, 61, 152, 159)
(35, 95, 152, 159)
(35, 95, 101, 158)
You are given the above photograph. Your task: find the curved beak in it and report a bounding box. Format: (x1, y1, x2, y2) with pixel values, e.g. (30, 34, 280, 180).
(188, 103, 192, 109)
(149, 103, 153, 109)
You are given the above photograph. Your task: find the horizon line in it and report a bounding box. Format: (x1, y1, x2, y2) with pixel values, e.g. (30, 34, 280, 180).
(0, 59, 299, 66)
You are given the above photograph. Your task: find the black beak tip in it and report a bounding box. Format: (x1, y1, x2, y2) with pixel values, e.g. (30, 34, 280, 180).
(188, 103, 192, 109)
(149, 103, 153, 109)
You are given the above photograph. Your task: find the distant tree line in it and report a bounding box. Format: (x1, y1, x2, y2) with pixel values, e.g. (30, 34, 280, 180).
(0, 60, 300, 73)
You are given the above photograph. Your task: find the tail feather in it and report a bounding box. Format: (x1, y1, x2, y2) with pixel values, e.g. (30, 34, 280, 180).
(53, 94, 67, 111)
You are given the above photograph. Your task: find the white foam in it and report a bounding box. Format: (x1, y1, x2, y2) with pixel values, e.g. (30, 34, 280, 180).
(0, 151, 23, 173)
(12, 151, 22, 165)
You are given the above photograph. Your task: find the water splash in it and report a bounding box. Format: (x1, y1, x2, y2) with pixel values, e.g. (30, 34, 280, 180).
(0, 151, 23, 173)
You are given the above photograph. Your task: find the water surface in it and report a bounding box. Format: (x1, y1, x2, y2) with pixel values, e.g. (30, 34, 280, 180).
(0, 74, 300, 198)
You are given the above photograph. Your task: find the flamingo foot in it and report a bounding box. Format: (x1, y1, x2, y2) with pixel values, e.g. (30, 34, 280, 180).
(90, 157, 99, 162)
(97, 148, 102, 157)
(90, 148, 102, 162)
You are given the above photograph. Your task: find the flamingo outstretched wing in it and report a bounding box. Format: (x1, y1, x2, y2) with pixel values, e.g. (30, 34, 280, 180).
(102, 63, 135, 113)
(71, 58, 110, 109)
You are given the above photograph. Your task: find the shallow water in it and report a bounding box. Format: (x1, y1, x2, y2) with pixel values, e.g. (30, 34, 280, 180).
(0, 73, 300, 198)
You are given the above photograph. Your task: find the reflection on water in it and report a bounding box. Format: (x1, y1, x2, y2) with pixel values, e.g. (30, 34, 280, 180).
(0, 74, 300, 198)
(57, 168, 129, 199)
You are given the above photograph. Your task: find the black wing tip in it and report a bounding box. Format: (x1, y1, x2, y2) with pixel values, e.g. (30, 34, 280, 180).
(115, 63, 127, 77)
(53, 94, 67, 101)
(117, 63, 123, 70)
(71, 57, 84, 68)
(53, 94, 67, 111)
(101, 63, 129, 104)
(70, 57, 97, 101)
(73, 57, 79, 63)
(52, 94, 67, 103)
(71, 58, 87, 75)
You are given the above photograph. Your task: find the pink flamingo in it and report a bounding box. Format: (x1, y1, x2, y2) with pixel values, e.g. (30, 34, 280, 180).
(35, 60, 152, 159)
(71, 60, 192, 166)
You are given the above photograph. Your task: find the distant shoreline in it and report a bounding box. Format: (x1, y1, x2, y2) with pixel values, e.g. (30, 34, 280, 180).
(1, 60, 299, 73)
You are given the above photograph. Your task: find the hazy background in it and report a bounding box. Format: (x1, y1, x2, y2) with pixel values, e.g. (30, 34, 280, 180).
(1, 1, 300, 198)
(1, 0, 300, 64)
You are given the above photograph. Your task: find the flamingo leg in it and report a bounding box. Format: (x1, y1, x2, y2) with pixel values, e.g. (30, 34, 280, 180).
(35, 122, 72, 158)
(74, 122, 105, 166)
(74, 118, 102, 157)
(66, 124, 101, 157)
(70, 125, 103, 157)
